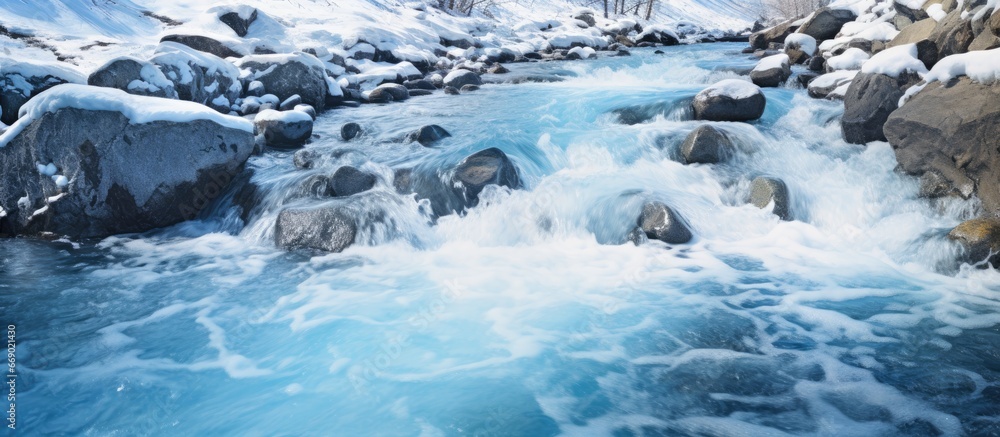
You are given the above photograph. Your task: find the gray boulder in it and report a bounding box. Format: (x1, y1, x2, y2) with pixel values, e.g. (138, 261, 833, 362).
(928, 9, 975, 64)
(749, 18, 801, 50)
(367, 83, 409, 103)
(885, 78, 1000, 214)
(681, 125, 735, 164)
(894, 0, 929, 24)
(235, 52, 329, 111)
(749, 176, 791, 220)
(797, 8, 857, 42)
(151, 42, 242, 112)
(948, 218, 1000, 265)
(637, 201, 693, 244)
(0, 85, 253, 237)
(407, 125, 451, 146)
(452, 147, 521, 208)
(443, 69, 482, 89)
(330, 166, 376, 197)
(692, 79, 767, 122)
(841, 72, 920, 144)
(750, 54, 792, 88)
(218, 7, 258, 37)
(0, 60, 85, 126)
(254, 109, 313, 149)
(159, 34, 244, 59)
(87, 57, 178, 99)
(341, 122, 362, 141)
(275, 205, 356, 252)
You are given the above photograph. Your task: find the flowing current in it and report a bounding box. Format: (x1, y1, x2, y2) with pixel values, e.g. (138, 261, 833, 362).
(4, 43, 1000, 436)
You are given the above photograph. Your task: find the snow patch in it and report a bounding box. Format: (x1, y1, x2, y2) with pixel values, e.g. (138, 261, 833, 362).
(697, 79, 761, 100)
(861, 44, 928, 78)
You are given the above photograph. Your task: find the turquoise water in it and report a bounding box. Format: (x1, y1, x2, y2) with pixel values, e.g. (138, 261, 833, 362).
(3, 43, 1000, 436)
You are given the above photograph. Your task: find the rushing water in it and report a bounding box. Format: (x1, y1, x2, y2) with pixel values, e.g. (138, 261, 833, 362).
(4, 43, 1000, 436)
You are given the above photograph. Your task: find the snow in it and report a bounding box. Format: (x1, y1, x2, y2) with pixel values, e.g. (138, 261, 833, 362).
(53, 176, 69, 188)
(0, 84, 252, 148)
(861, 44, 929, 78)
(753, 54, 790, 72)
(568, 46, 596, 59)
(152, 42, 241, 91)
(697, 79, 761, 100)
(896, 0, 928, 9)
(826, 48, 871, 71)
(926, 4, 947, 21)
(0, 58, 85, 95)
(812, 70, 859, 89)
(37, 162, 57, 176)
(254, 109, 312, 124)
(921, 47, 1000, 85)
(785, 33, 817, 56)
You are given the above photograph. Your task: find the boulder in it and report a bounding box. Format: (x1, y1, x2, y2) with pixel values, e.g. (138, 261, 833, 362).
(750, 17, 801, 50)
(275, 205, 356, 252)
(367, 83, 410, 103)
(636, 27, 680, 46)
(298, 173, 332, 197)
(797, 8, 857, 42)
(150, 42, 242, 112)
(87, 57, 178, 99)
(680, 125, 735, 164)
(0, 60, 85, 125)
(841, 72, 920, 144)
(969, 10, 1000, 51)
(0, 85, 253, 238)
(692, 79, 767, 122)
(279, 94, 301, 111)
(235, 52, 329, 111)
(330, 166, 376, 197)
(887, 18, 937, 49)
(293, 104, 316, 120)
(749, 176, 791, 220)
(407, 125, 451, 146)
(928, 10, 975, 64)
(444, 86, 460, 95)
(254, 109, 313, 149)
(217, 7, 258, 37)
(750, 54, 792, 87)
(885, 78, 1000, 214)
(341, 122, 362, 141)
(443, 69, 482, 89)
(159, 34, 243, 59)
(293, 148, 322, 169)
(247, 80, 266, 96)
(574, 11, 596, 27)
(808, 55, 826, 72)
(784, 33, 817, 64)
(403, 79, 436, 90)
(807, 70, 857, 99)
(460, 84, 480, 92)
(452, 147, 521, 208)
(894, 0, 930, 24)
(637, 201, 693, 244)
(948, 218, 1000, 265)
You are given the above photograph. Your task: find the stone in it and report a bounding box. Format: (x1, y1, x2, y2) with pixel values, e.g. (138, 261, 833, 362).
(637, 201, 693, 244)
(443, 69, 482, 89)
(407, 125, 451, 146)
(887, 18, 938, 49)
(235, 52, 329, 111)
(928, 9, 975, 64)
(797, 8, 857, 42)
(341, 122, 362, 141)
(680, 125, 735, 164)
(885, 78, 1000, 215)
(87, 57, 178, 99)
(692, 79, 767, 122)
(279, 94, 302, 111)
(444, 86, 460, 95)
(218, 8, 257, 37)
(948, 218, 1000, 265)
(367, 83, 409, 103)
(254, 109, 313, 149)
(330, 166, 376, 197)
(460, 84, 480, 92)
(452, 147, 521, 208)
(749, 176, 792, 220)
(275, 205, 356, 252)
(151, 42, 242, 112)
(750, 54, 792, 88)
(750, 18, 801, 50)
(842, 72, 920, 144)
(159, 34, 243, 59)
(1, 61, 85, 126)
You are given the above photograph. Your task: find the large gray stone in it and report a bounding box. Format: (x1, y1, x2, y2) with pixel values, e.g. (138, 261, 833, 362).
(885, 78, 1000, 214)
(406, 125, 451, 146)
(841, 72, 920, 144)
(235, 52, 329, 111)
(750, 55, 791, 88)
(159, 34, 244, 59)
(367, 83, 409, 103)
(681, 125, 735, 164)
(275, 205, 356, 252)
(0, 60, 84, 126)
(948, 218, 1000, 265)
(0, 86, 254, 238)
(87, 57, 178, 99)
(750, 17, 801, 50)
(750, 177, 792, 220)
(443, 69, 482, 89)
(151, 42, 242, 112)
(692, 80, 767, 122)
(797, 8, 857, 42)
(254, 109, 313, 149)
(330, 166, 376, 197)
(637, 201, 693, 244)
(452, 147, 521, 208)
(218, 7, 258, 37)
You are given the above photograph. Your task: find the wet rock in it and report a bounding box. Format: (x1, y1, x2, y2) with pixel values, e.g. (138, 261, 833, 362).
(460, 84, 480, 92)
(681, 125, 735, 164)
(275, 205, 356, 252)
(626, 226, 648, 245)
(409, 89, 433, 97)
(341, 122, 362, 141)
(0, 60, 84, 125)
(452, 147, 521, 208)
(299, 173, 332, 197)
(87, 57, 178, 99)
(279, 94, 301, 111)
(403, 79, 436, 90)
(487, 63, 509, 74)
(367, 83, 409, 103)
(0, 85, 253, 238)
(948, 218, 1000, 265)
(750, 54, 791, 88)
(235, 52, 329, 111)
(254, 109, 313, 149)
(797, 8, 857, 42)
(842, 72, 921, 144)
(293, 148, 322, 169)
(151, 42, 242, 112)
(330, 166, 377, 197)
(444, 86, 460, 95)
(443, 69, 482, 89)
(885, 77, 1000, 215)
(692, 79, 766, 122)
(293, 104, 316, 120)
(637, 201, 693, 244)
(407, 125, 451, 146)
(808, 55, 826, 72)
(749, 176, 791, 220)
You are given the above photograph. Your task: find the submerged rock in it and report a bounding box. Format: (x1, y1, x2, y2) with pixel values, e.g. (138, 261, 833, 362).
(330, 166, 377, 197)
(637, 201, 693, 244)
(87, 57, 178, 99)
(749, 176, 791, 220)
(681, 125, 736, 164)
(341, 122, 362, 141)
(254, 109, 313, 149)
(275, 205, 356, 252)
(0, 85, 254, 238)
(452, 148, 521, 208)
(692, 79, 766, 122)
(407, 125, 451, 146)
(948, 218, 1000, 265)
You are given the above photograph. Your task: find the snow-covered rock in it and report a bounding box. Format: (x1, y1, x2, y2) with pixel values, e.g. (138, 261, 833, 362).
(160, 34, 245, 59)
(0, 59, 85, 125)
(784, 33, 817, 64)
(807, 70, 858, 99)
(87, 57, 178, 100)
(751, 54, 791, 87)
(798, 8, 857, 42)
(236, 52, 330, 111)
(827, 47, 871, 71)
(254, 109, 313, 149)
(861, 43, 929, 78)
(692, 79, 766, 122)
(443, 69, 482, 89)
(750, 18, 802, 51)
(0, 84, 253, 237)
(150, 42, 242, 112)
(366, 83, 410, 103)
